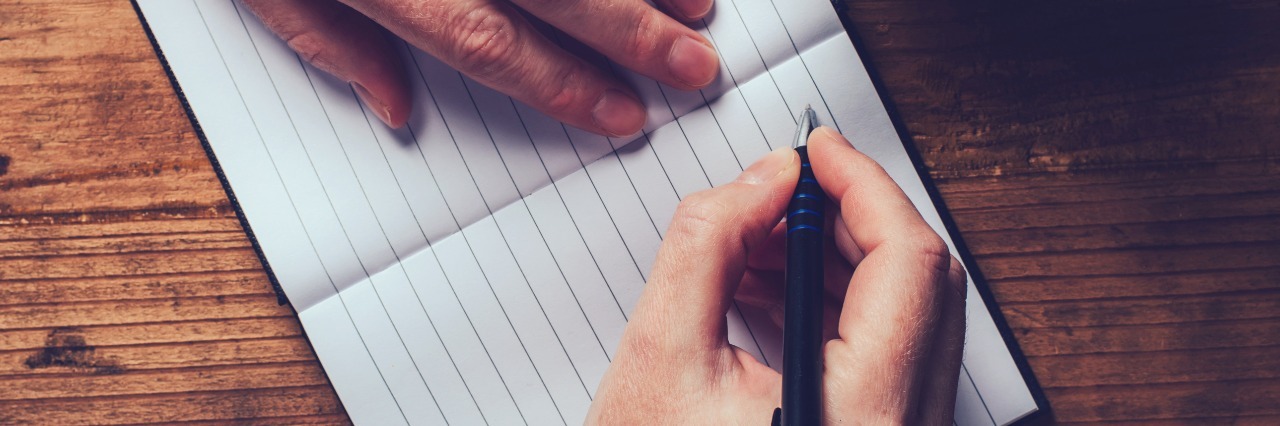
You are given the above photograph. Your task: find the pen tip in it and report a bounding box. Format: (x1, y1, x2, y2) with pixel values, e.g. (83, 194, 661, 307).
(794, 105, 817, 148)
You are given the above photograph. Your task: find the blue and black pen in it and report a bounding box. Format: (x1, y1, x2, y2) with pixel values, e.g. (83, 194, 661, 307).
(772, 106, 825, 426)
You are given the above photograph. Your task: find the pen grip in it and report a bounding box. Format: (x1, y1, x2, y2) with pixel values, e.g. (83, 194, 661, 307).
(785, 147, 825, 239)
(782, 146, 825, 425)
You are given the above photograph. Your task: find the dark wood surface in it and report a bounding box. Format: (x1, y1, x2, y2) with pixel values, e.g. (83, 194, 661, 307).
(2, 0, 1277, 423)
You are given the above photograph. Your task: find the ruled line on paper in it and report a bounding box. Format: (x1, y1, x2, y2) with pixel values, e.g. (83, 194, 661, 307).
(190, 2, 415, 423)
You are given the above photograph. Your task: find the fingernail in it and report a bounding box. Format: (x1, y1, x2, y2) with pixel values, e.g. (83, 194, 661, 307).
(674, 0, 713, 20)
(353, 82, 395, 127)
(811, 126, 851, 149)
(592, 89, 646, 136)
(737, 147, 797, 185)
(667, 35, 719, 87)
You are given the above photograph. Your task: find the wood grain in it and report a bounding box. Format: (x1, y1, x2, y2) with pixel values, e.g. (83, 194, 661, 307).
(1, 0, 1277, 423)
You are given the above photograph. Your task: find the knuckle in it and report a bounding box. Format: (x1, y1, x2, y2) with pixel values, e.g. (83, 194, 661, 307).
(907, 232, 952, 288)
(622, 9, 665, 61)
(283, 30, 328, 66)
(947, 255, 969, 298)
(272, 4, 348, 68)
(538, 64, 588, 115)
(671, 191, 732, 237)
(450, 6, 522, 80)
(919, 236, 951, 272)
(915, 233, 949, 261)
(949, 254, 967, 276)
(403, 1, 450, 30)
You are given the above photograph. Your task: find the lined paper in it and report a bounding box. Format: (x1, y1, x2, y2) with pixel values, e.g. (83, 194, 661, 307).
(136, 0, 1040, 424)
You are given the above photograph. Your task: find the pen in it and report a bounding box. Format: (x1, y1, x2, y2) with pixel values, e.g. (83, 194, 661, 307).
(776, 106, 824, 426)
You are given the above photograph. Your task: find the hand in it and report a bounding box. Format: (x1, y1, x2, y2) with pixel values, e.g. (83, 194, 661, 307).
(587, 127, 969, 424)
(243, 0, 720, 136)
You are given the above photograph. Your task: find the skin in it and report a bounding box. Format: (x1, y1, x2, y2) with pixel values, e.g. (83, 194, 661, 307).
(242, 0, 720, 136)
(587, 128, 969, 424)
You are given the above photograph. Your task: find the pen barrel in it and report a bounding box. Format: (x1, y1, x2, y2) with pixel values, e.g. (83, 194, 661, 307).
(782, 146, 825, 425)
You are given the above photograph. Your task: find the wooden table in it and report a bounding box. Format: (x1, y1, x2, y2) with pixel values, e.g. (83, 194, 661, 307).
(2, 0, 1277, 423)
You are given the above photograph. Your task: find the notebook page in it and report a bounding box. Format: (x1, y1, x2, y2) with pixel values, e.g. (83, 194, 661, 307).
(136, 0, 1039, 424)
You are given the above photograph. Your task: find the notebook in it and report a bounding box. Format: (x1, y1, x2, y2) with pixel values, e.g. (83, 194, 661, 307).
(133, 0, 1044, 424)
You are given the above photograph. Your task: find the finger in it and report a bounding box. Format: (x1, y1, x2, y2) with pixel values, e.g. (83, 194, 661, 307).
(506, 0, 720, 90)
(741, 215, 853, 325)
(810, 126, 929, 265)
(748, 210, 855, 287)
(243, 0, 411, 128)
(738, 224, 851, 344)
(833, 214, 865, 265)
(916, 257, 968, 424)
(653, 0, 716, 22)
(808, 126, 951, 341)
(735, 269, 841, 342)
(339, 0, 646, 137)
(734, 268, 784, 326)
(822, 231, 855, 308)
(745, 222, 786, 272)
(820, 201, 856, 304)
(809, 127, 952, 420)
(628, 148, 799, 354)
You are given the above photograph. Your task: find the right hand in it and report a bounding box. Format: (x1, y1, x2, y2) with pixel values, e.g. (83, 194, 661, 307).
(587, 127, 970, 424)
(243, 0, 721, 136)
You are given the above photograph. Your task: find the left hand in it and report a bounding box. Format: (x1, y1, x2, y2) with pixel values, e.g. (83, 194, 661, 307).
(243, 0, 720, 136)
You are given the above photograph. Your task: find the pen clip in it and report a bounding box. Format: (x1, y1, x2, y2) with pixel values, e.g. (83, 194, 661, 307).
(771, 407, 782, 426)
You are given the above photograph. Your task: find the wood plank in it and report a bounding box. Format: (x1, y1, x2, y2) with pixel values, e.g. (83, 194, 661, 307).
(0, 294, 291, 329)
(978, 242, 1280, 281)
(1063, 415, 1280, 425)
(990, 267, 1280, 303)
(0, 230, 250, 258)
(936, 165, 1280, 208)
(954, 190, 1280, 233)
(1031, 345, 1280, 388)
(1014, 318, 1280, 356)
(157, 414, 354, 426)
(0, 336, 316, 376)
(0, 317, 303, 351)
(1, 175, 228, 217)
(0, 248, 265, 281)
(1044, 379, 1280, 422)
(965, 214, 1280, 256)
(0, 270, 276, 306)
(0, 217, 244, 241)
(0, 386, 345, 425)
(0, 361, 329, 400)
(1000, 292, 1280, 329)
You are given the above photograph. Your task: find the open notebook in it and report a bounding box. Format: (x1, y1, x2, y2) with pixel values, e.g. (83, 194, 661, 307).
(135, 0, 1043, 424)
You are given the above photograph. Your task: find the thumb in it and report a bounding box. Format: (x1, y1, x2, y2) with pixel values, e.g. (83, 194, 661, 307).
(628, 147, 800, 355)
